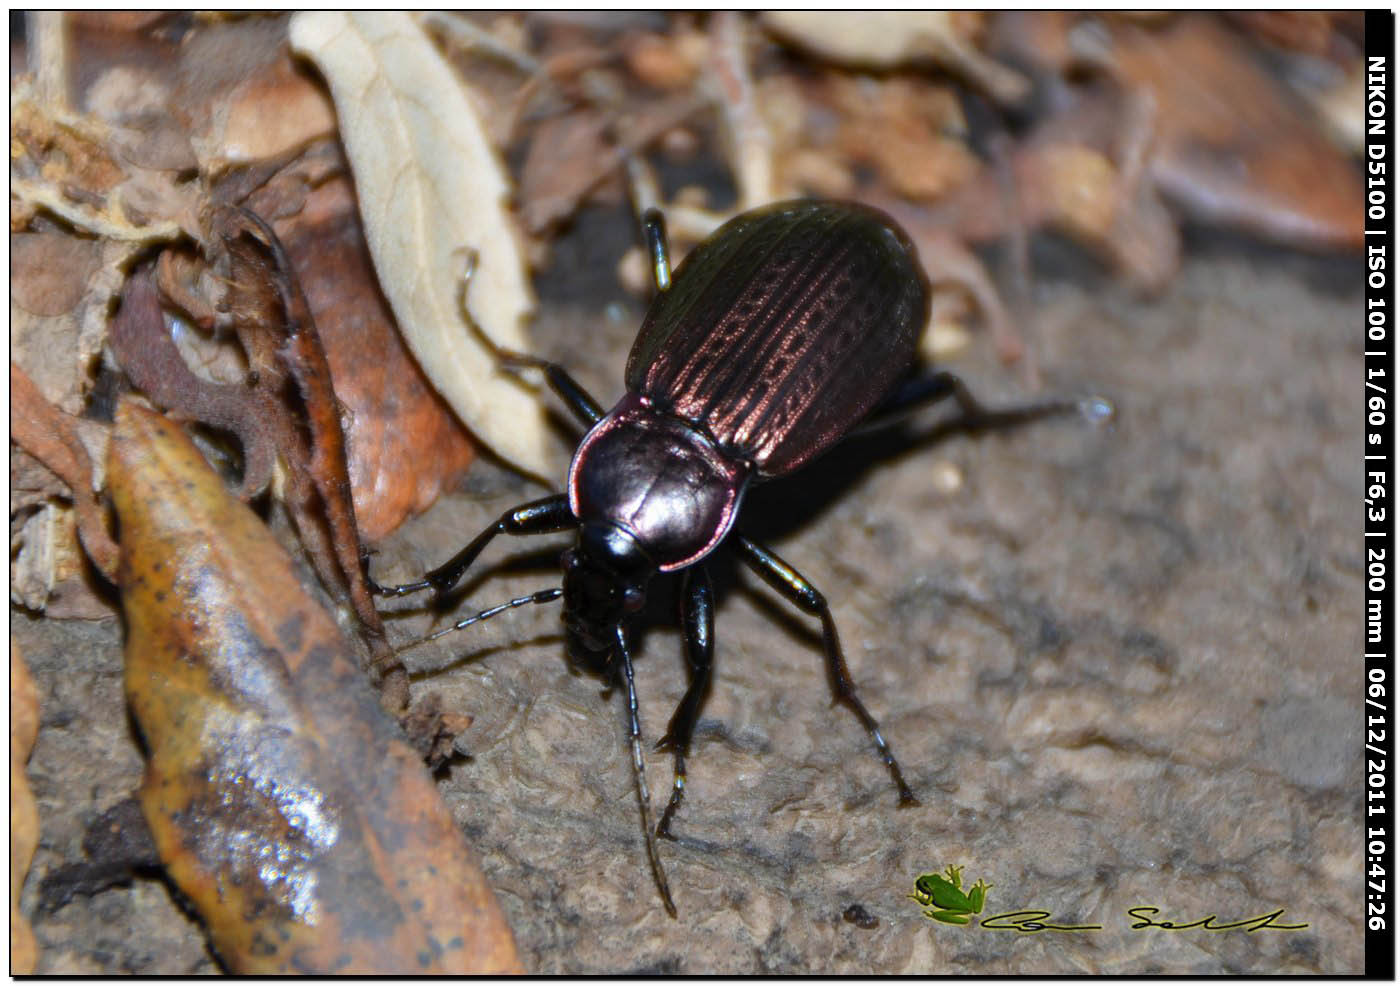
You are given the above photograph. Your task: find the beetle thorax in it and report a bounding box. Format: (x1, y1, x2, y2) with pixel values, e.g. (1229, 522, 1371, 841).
(568, 394, 751, 572)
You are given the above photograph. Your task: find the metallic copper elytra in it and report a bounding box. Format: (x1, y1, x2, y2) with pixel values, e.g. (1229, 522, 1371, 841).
(624, 201, 928, 476)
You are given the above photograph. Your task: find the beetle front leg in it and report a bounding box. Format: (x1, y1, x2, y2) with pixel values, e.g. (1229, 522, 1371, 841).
(373, 493, 576, 598)
(656, 566, 715, 840)
(734, 535, 919, 807)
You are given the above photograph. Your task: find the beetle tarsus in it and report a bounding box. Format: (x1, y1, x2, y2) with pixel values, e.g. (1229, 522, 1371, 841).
(369, 577, 433, 597)
(378, 494, 575, 602)
(1079, 395, 1116, 424)
(857, 369, 1108, 441)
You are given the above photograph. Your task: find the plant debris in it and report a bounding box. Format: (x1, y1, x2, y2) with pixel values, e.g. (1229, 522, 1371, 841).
(10, 646, 42, 975)
(290, 10, 555, 480)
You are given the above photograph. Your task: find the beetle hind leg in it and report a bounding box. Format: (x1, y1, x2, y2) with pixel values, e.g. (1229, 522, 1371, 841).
(857, 369, 1110, 437)
(734, 536, 919, 807)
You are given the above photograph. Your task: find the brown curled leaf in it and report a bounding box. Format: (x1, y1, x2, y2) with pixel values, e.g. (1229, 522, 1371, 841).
(107, 400, 522, 974)
(10, 361, 119, 580)
(211, 205, 398, 696)
(518, 91, 708, 235)
(107, 268, 279, 500)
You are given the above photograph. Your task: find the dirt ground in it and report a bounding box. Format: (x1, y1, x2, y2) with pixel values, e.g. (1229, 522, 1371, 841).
(18, 208, 1363, 973)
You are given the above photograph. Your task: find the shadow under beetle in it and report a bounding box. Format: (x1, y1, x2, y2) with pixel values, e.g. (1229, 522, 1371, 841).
(378, 199, 1106, 917)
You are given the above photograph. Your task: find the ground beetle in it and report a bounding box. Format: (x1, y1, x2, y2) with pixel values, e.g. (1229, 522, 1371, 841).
(379, 200, 1103, 917)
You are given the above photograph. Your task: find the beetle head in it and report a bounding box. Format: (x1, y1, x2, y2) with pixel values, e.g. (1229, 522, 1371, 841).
(561, 522, 650, 671)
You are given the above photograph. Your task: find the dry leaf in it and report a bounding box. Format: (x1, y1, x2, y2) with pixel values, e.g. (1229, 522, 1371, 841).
(10, 361, 119, 583)
(11, 643, 41, 975)
(10, 86, 197, 427)
(289, 10, 556, 480)
(518, 110, 615, 233)
(1105, 15, 1363, 250)
(280, 178, 476, 543)
(106, 270, 280, 501)
(10, 232, 103, 317)
(108, 400, 522, 974)
(760, 11, 1029, 105)
(827, 76, 980, 203)
(10, 503, 114, 620)
(218, 45, 339, 164)
(112, 234, 402, 701)
(9, 397, 115, 618)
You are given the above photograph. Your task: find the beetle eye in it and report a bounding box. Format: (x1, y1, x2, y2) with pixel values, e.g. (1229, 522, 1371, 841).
(622, 585, 645, 612)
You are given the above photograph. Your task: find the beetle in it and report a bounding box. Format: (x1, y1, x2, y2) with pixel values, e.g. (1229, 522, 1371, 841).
(379, 199, 1101, 917)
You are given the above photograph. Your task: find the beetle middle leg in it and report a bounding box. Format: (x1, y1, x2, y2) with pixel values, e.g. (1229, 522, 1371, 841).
(733, 535, 919, 806)
(655, 566, 715, 839)
(493, 352, 605, 427)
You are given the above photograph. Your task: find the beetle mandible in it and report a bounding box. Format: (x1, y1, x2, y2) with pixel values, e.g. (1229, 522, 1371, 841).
(380, 200, 1098, 917)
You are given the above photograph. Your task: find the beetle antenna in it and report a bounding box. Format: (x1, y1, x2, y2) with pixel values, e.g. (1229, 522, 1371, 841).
(397, 588, 564, 652)
(616, 625, 678, 919)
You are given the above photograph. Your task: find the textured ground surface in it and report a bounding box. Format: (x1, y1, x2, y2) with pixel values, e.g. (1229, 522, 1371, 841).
(19, 213, 1362, 973)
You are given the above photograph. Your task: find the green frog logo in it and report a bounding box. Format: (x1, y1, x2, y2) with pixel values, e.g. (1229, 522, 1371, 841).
(909, 865, 993, 926)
